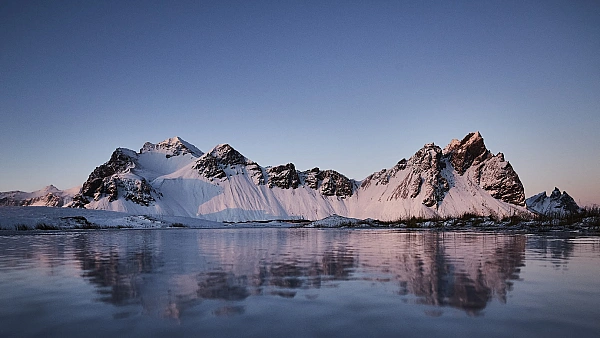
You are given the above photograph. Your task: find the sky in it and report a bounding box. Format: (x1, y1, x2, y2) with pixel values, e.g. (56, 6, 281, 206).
(1, 0, 599, 206)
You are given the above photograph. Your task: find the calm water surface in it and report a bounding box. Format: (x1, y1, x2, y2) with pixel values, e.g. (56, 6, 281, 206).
(0, 229, 599, 337)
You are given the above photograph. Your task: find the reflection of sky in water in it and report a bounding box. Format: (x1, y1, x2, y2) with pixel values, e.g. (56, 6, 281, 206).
(0, 230, 599, 337)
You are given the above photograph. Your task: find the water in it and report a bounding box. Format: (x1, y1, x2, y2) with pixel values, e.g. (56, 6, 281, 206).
(0, 229, 599, 337)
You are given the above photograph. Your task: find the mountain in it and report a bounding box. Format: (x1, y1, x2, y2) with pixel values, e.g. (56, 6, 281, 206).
(526, 188, 581, 215)
(60, 132, 527, 221)
(0, 185, 79, 207)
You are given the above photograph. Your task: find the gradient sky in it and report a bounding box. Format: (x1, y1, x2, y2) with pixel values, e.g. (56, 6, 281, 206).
(1, 0, 599, 205)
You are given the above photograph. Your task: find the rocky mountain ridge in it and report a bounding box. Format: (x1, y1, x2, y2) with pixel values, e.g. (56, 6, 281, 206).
(0, 185, 77, 207)
(361, 132, 525, 207)
(1, 132, 532, 221)
(526, 187, 581, 215)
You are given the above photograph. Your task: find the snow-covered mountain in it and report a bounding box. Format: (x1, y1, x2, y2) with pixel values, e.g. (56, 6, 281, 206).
(526, 188, 581, 215)
(59, 132, 527, 221)
(0, 185, 79, 207)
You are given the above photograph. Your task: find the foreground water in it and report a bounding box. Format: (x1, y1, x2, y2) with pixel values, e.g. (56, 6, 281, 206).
(0, 229, 598, 337)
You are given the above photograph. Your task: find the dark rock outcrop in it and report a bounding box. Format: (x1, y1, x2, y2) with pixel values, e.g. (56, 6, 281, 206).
(303, 167, 321, 190)
(71, 148, 157, 207)
(193, 154, 227, 180)
(209, 144, 248, 166)
(246, 162, 266, 185)
(192, 144, 264, 183)
(267, 163, 300, 189)
(390, 144, 449, 207)
(299, 168, 355, 198)
(317, 170, 355, 197)
(79, 148, 135, 199)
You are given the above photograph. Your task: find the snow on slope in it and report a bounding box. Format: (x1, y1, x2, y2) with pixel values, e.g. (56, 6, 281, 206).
(307, 215, 365, 228)
(10, 132, 529, 222)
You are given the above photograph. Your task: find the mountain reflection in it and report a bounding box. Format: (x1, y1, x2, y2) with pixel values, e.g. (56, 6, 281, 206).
(527, 235, 575, 268)
(197, 272, 250, 301)
(66, 230, 528, 317)
(381, 233, 527, 315)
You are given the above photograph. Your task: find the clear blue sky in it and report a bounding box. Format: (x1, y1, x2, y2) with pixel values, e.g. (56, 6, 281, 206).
(1, 0, 599, 205)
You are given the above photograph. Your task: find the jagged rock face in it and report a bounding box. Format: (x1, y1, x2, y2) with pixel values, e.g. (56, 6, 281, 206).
(472, 153, 525, 206)
(444, 132, 491, 175)
(71, 148, 157, 207)
(444, 132, 525, 206)
(359, 133, 524, 209)
(193, 154, 227, 180)
(317, 170, 354, 197)
(192, 144, 263, 183)
(267, 163, 300, 189)
(390, 144, 449, 207)
(526, 188, 581, 215)
(302, 168, 321, 190)
(246, 163, 265, 185)
(119, 178, 156, 206)
(266, 165, 355, 197)
(209, 144, 247, 166)
(299, 168, 355, 198)
(191, 144, 356, 197)
(79, 148, 135, 199)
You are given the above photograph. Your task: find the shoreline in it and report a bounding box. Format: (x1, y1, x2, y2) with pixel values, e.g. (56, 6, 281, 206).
(1, 206, 599, 235)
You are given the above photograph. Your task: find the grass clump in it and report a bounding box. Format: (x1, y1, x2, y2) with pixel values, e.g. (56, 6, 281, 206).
(405, 216, 424, 228)
(501, 216, 523, 227)
(35, 223, 60, 230)
(14, 224, 30, 231)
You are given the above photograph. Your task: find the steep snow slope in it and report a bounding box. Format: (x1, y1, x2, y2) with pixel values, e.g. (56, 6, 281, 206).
(63, 132, 528, 221)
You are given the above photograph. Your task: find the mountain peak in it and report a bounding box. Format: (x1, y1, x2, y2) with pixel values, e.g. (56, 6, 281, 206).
(212, 143, 234, 152)
(444, 131, 491, 174)
(161, 136, 186, 145)
(460, 131, 484, 147)
(42, 185, 60, 193)
(526, 187, 581, 215)
(141, 136, 203, 158)
(208, 143, 249, 166)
